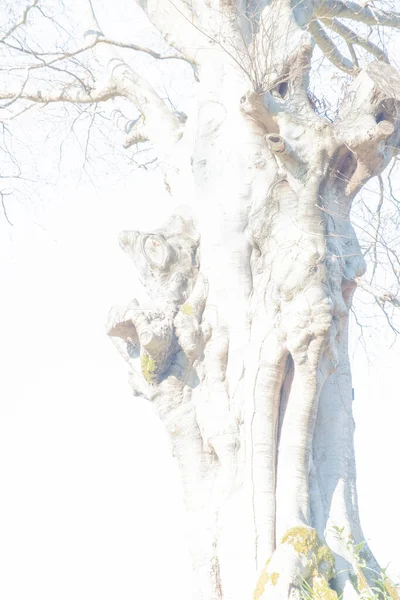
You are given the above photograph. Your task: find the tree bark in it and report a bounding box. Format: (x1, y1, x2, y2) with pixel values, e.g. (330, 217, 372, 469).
(108, 33, 400, 596)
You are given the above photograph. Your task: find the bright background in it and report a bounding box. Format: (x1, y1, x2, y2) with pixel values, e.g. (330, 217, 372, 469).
(0, 1, 399, 598)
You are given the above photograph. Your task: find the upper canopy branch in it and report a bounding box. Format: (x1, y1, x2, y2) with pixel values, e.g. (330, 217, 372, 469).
(0, 63, 183, 150)
(0, 0, 186, 152)
(321, 17, 389, 63)
(135, 0, 210, 65)
(315, 0, 400, 29)
(135, 0, 250, 75)
(309, 19, 357, 74)
(0, 81, 118, 106)
(0, 56, 183, 151)
(0, 36, 187, 67)
(0, 0, 39, 42)
(108, 58, 184, 147)
(355, 277, 400, 308)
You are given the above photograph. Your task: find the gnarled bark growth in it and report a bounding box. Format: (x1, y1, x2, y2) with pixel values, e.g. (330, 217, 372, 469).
(108, 42, 400, 600)
(106, 2, 400, 596)
(1, 0, 399, 599)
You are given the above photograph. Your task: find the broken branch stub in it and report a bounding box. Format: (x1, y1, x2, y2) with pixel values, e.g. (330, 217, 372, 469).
(265, 134, 285, 153)
(335, 60, 400, 195)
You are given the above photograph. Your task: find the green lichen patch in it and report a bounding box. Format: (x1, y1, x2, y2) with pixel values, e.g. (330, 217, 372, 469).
(141, 353, 156, 383)
(180, 303, 194, 316)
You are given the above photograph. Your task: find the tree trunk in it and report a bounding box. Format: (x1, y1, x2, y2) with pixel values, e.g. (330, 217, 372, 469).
(106, 5, 400, 600)
(1, 0, 400, 598)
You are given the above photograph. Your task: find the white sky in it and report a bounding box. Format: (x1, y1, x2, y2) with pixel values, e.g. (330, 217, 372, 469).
(0, 172, 194, 599)
(0, 1, 399, 598)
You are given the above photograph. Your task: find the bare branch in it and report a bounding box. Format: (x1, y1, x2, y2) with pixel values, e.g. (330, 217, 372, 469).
(346, 38, 359, 68)
(123, 115, 151, 148)
(316, 1, 400, 29)
(0, 191, 13, 226)
(321, 17, 389, 63)
(108, 58, 183, 145)
(98, 38, 186, 62)
(356, 278, 400, 308)
(1, 0, 40, 42)
(0, 82, 118, 106)
(135, 0, 248, 73)
(134, 0, 205, 64)
(0, 65, 183, 150)
(370, 175, 384, 284)
(0, 37, 187, 67)
(309, 19, 357, 74)
(376, 298, 400, 336)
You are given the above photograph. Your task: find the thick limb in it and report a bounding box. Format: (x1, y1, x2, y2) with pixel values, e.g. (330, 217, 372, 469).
(316, 1, 400, 29)
(312, 312, 385, 599)
(276, 335, 330, 538)
(250, 331, 288, 567)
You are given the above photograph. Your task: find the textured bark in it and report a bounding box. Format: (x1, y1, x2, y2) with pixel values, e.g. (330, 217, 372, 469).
(103, 2, 400, 599)
(2, 1, 400, 597)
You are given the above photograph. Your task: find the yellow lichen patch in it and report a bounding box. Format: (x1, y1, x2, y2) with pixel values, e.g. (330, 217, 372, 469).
(281, 526, 319, 556)
(141, 353, 156, 383)
(270, 572, 280, 586)
(317, 545, 335, 579)
(356, 566, 369, 593)
(281, 528, 334, 577)
(311, 575, 339, 600)
(254, 558, 271, 600)
(254, 569, 268, 600)
(280, 527, 338, 599)
(384, 577, 400, 600)
(317, 545, 334, 568)
(180, 303, 194, 316)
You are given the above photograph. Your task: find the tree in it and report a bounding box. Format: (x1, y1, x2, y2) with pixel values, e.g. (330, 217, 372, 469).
(1, 1, 400, 598)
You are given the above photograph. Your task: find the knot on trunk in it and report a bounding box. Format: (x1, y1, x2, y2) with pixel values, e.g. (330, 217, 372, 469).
(106, 301, 176, 384)
(118, 213, 200, 303)
(107, 213, 208, 384)
(334, 60, 400, 196)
